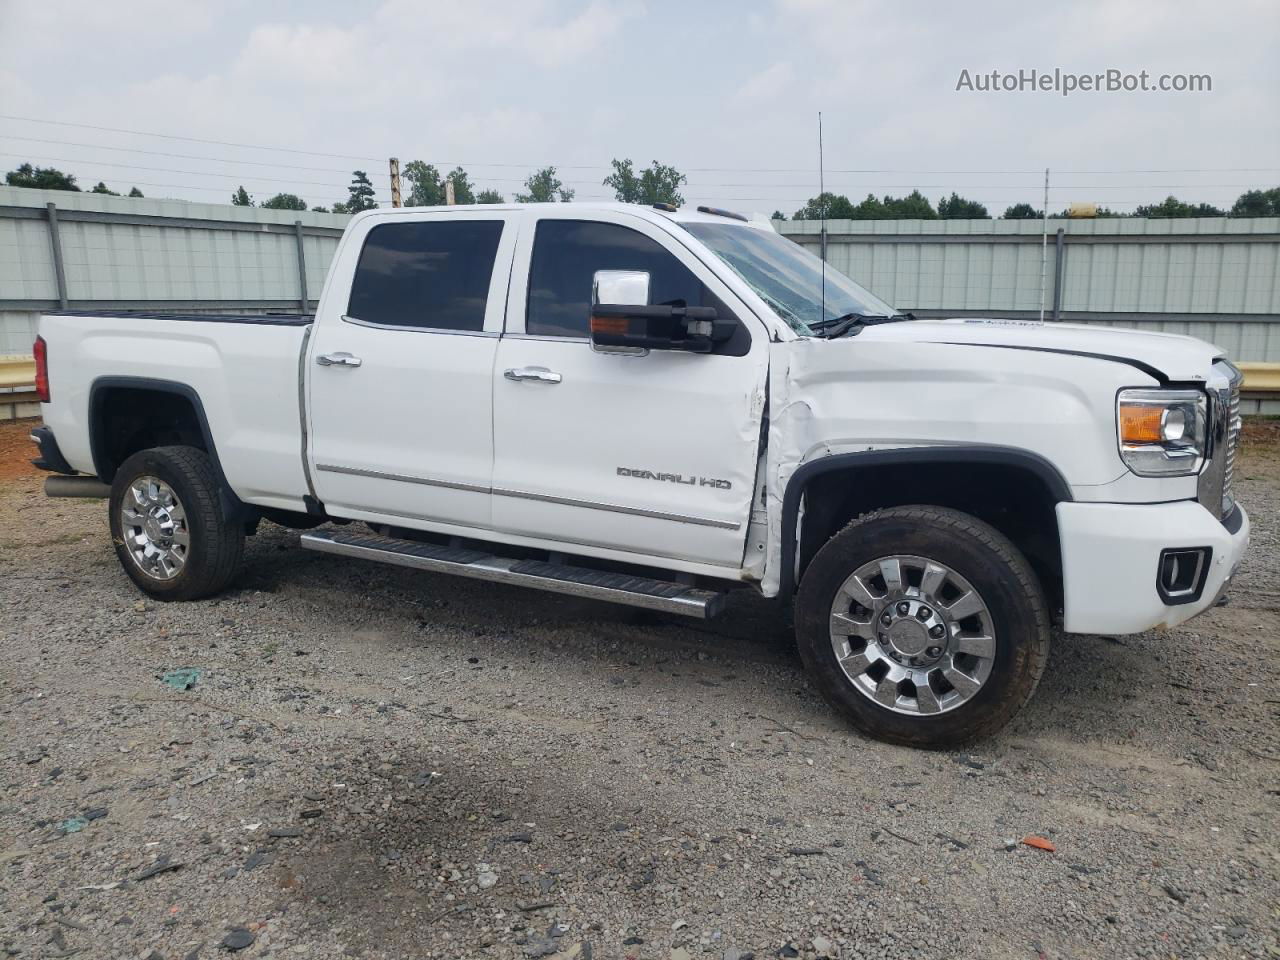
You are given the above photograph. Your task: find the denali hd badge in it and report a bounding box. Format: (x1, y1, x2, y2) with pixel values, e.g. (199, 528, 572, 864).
(617, 467, 731, 490)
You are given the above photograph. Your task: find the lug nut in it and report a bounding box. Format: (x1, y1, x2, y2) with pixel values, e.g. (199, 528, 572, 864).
(881, 612, 892, 626)
(926, 646, 943, 657)
(917, 606, 932, 620)
(896, 601, 910, 615)
(929, 624, 945, 639)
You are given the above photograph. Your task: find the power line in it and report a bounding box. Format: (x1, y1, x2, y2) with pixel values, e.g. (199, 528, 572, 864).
(3, 116, 1277, 176)
(0, 164, 1256, 206)
(3, 147, 1266, 195)
(0, 152, 369, 190)
(0, 136, 392, 176)
(0, 170, 1247, 206)
(0, 114, 383, 162)
(1049, 168, 1280, 175)
(683, 182, 1262, 190)
(348, 161, 1280, 175)
(6, 153, 1264, 192)
(0, 179, 1215, 207)
(1, 127, 1268, 209)
(28, 178, 383, 199)
(394, 196, 1215, 206)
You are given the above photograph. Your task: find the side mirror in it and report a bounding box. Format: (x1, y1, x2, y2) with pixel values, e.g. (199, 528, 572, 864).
(589, 269, 735, 354)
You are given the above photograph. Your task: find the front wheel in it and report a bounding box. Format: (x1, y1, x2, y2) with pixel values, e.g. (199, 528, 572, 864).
(109, 446, 245, 601)
(795, 505, 1050, 748)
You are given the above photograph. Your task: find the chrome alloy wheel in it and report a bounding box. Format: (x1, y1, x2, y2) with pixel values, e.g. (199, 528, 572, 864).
(119, 476, 190, 581)
(829, 555, 996, 716)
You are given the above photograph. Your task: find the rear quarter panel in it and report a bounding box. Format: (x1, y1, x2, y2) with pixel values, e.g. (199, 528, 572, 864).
(39, 314, 310, 510)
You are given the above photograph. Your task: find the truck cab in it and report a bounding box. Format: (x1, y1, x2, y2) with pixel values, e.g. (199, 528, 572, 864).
(32, 201, 1250, 747)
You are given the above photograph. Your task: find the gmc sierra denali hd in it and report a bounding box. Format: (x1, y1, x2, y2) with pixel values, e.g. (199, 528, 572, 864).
(30, 202, 1249, 746)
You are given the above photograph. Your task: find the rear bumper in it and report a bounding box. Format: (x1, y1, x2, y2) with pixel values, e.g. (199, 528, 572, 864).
(1058, 500, 1249, 635)
(29, 425, 77, 475)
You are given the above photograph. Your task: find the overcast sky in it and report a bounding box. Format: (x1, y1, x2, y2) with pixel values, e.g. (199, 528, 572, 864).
(1, 0, 1276, 216)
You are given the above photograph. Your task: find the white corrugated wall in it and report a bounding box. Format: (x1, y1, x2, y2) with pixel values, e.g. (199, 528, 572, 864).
(2, 185, 1278, 362)
(779, 216, 1280, 361)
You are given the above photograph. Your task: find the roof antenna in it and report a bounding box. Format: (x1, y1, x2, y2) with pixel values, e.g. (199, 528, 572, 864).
(818, 111, 827, 323)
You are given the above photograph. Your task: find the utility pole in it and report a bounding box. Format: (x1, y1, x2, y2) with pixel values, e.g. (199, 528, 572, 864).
(389, 157, 402, 208)
(818, 111, 826, 321)
(1038, 167, 1049, 321)
(445, 177, 456, 206)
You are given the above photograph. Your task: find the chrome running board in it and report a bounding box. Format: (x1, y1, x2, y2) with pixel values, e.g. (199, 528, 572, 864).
(300, 529, 726, 619)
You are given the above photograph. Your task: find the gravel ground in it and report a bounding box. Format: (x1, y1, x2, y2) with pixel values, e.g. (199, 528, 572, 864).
(1, 418, 1278, 960)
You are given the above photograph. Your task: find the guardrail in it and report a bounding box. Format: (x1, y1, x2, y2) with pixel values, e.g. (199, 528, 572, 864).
(2, 355, 1278, 421)
(1242, 363, 1280, 392)
(0, 355, 38, 419)
(0, 354, 35, 388)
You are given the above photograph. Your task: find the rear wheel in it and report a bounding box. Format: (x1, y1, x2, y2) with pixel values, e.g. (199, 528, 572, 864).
(795, 505, 1050, 748)
(109, 446, 244, 601)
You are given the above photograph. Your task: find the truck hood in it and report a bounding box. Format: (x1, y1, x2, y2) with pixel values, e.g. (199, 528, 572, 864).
(849, 317, 1224, 382)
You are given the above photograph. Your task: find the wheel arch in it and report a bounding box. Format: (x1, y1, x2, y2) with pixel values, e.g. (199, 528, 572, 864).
(780, 445, 1073, 600)
(89, 376, 251, 521)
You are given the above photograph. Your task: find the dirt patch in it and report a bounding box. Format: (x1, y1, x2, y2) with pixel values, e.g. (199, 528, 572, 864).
(1, 426, 1278, 958)
(1242, 416, 1280, 445)
(0, 416, 41, 482)
(1242, 416, 1280, 469)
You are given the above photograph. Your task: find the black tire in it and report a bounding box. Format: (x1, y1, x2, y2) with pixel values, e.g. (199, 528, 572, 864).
(109, 446, 245, 601)
(795, 505, 1050, 748)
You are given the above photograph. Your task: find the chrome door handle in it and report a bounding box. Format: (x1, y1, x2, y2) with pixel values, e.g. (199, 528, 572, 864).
(316, 352, 362, 368)
(503, 366, 562, 384)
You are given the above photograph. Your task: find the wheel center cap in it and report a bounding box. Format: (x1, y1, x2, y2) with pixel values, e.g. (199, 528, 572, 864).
(886, 619, 930, 656)
(144, 514, 166, 542)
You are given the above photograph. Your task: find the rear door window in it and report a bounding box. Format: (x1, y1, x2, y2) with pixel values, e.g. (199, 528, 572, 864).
(347, 219, 503, 332)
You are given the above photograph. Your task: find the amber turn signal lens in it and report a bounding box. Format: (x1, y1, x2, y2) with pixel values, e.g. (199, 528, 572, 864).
(1118, 403, 1164, 444)
(589, 315, 629, 335)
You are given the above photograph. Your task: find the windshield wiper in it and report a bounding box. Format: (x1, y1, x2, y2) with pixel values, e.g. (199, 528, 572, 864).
(809, 312, 913, 339)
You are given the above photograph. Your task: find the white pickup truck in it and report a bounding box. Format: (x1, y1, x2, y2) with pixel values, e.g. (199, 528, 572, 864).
(31, 202, 1249, 747)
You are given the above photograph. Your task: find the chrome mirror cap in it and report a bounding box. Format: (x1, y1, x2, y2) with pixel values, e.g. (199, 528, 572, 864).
(592, 269, 650, 306)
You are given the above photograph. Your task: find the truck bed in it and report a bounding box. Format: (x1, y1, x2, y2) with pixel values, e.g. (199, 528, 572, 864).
(38, 311, 313, 512)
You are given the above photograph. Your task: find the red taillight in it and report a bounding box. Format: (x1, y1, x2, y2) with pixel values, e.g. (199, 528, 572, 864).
(34, 335, 50, 403)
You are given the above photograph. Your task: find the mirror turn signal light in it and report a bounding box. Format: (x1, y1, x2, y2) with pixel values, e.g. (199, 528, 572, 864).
(589, 314, 630, 335)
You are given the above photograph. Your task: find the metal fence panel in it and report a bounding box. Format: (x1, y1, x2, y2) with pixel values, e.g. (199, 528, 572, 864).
(0, 185, 347, 353)
(2, 186, 1278, 361)
(781, 215, 1280, 360)
(0, 213, 58, 304)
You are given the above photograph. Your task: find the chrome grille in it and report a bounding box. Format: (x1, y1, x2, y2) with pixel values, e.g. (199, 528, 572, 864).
(1222, 377, 1241, 515)
(1198, 360, 1243, 520)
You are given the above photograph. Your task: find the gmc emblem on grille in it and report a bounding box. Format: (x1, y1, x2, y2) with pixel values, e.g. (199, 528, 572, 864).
(617, 467, 732, 490)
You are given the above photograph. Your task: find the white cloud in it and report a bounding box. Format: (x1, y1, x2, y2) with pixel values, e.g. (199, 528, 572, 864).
(523, 0, 645, 68)
(0, 0, 1273, 215)
(734, 61, 795, 108)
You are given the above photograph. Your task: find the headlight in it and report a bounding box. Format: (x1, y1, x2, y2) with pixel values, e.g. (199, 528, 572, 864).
(1117, 388, 1207, 476)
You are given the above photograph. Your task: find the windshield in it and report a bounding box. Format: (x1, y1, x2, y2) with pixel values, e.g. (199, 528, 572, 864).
(682, 222, 898, 336)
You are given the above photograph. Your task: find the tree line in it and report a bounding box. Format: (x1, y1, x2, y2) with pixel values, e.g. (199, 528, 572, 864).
(4, 163, 146, 197)
(786, 188, 1280, 220)
(6, 159, 1278, 219)
(305, 158, 687, 213)
(168, 163, 576, 212)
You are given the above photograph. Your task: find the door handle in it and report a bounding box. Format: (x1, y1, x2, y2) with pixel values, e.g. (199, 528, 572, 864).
(316, 352, 362, 368)
(503, 366, 562, 384)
